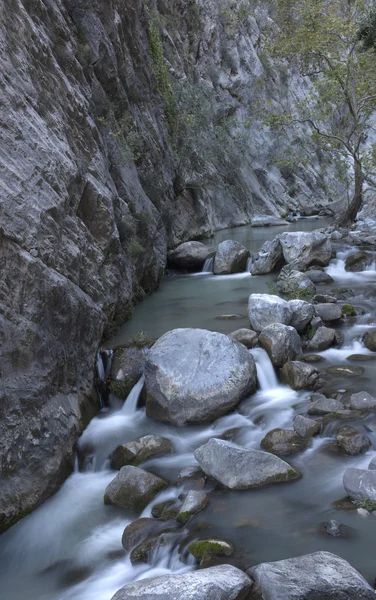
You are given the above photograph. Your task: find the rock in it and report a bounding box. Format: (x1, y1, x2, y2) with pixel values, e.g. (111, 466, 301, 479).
(176, 490, 208, 523)
(363, 331, 376, 352)
(111, 435, 173, 470)
(279, 232, 332, 270)
(251, 216, 289, 227)
(249, 551, 376, 600)
(110, 565, 253, 600)
(343, 468, 376, 502)
(313, 294, 338, 304)
(308, 398, 345, 415)
(368, 457, 376, 470)
(288, 300, 315, 332)
(310, 315, 324, 329)
(213, 240, 250, 275)
(248, 294, 292, 332)
(350, 391, 376, 410)
(281, 361, 319, 391)
(193, 438, 299, 489)
(144, 329, 257, 425)
(168, 242, 215, 270)
(151, 499, 181, 520)
(345, 251, 372, 272)
(259, 323, 302, 367)
(175, 466, 206, 488)
(251, 237, 284, 275)
(130, 530, 180, 564)
(347, 354, 376, 361)
(260, 428, 309, 456)
(277, 267, 316, 299)
(341, 303, 356, 317)
(216, 314, 243, 320)
(301, 354, 324, 363)
(306, 270, 334, 284)
(334, 330, 345, 347)
(188, 538, 233, 561)
(104, 466, 167, 512)
(357, 507, 370, 517)
(109, 347, 146, 400)
(336, 426, 371, 455)
(228, 329, 258, 348)
(324, 519, 345, 537)
(314, 303, 342, 322)
(121, 517, 171, 552)
(293, 415, 321, 437)
(307, 326, 336, 351)
(327, 365, 365, 378)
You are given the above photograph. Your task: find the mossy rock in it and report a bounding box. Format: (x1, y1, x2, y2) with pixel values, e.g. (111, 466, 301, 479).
(187, 538, 234, 560)
(327, 365, 365, 378)
(125, 331, 157, 349)
(341, 304, 356, 316)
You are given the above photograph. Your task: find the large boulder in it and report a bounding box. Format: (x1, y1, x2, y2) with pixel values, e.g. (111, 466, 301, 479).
(194, 438, 299, 489)
(110, 565, 253, 600)
(168, 241, 214, 270)
(307, 326, 336, 351)
(213, 240, 250, 275)
(314, 303, 342, 322)
(288, 300, 315, 332)
(251, 237, 284, 275)
(111, 435, 173, 470)
(248, 294, 292, 333)
(281, 361, 319, 391)
(336, 426, 370, 456)
(249, 551, 376, 600)
(259, 324, 302, 367)
(277, 267, 316, 299)
(343, 468, 376, 502)
(104, 466, 167, 512)
(279, 232, 332, 270)
(144, 329, 257, 425)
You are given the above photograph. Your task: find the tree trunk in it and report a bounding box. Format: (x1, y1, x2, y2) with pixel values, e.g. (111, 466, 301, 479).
(338, 158, 363, 226)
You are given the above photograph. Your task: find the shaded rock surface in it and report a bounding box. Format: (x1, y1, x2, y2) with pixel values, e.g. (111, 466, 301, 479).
(314, 303, 343, 322)
(336, 426, 371, 456)
(307, 326, 336, 351)
(104, 466, 167, 512)
(293, 415, 321, 437)
(168, 242, 214, 270)
(228, 329, 258, 348)
(259, 324, 302, 367)
(260, 428, 309, 456)
(281, 361, 319, 391)
(277, 267, 316, 299)
(251, 237, 284, 275)
(343, 468, 376, 502)
(350, 392, 376, 411)
(111, 435, 172, 470)
(363, 332, 376, 352)
(109, 347, 146, 400)
(177, 490, 208, 523)
(288, 300, 315, 332)
(213, 240, 250, 275)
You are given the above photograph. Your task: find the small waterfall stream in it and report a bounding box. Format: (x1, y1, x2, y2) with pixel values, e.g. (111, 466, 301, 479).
(201, 257, 214, 273)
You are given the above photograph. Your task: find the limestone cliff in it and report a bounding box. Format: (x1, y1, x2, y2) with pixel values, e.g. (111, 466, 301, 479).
(0, 0, 341, 531)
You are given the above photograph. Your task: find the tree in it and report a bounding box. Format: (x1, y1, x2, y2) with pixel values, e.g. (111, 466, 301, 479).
(267, 0, 376, 225)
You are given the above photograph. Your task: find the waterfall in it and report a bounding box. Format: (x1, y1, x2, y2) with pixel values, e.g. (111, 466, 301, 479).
(250, 347, 279, 390)
(96, 350, 105, 381)
(201, 256, 214, 273)
(246, 257, 253, 273)
(121, 374, 145, 414)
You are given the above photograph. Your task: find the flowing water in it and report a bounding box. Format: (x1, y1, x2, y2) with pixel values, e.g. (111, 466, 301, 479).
(2, 217, 376, 599)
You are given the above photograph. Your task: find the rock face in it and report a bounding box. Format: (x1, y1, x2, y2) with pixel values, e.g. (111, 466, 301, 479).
(111, 435, 173, 470)
(110, 565, 253, 600)
(213, 240, 250, 275)
(259, 324, 302, 367)
(104, 466, 167, 512)
(343, 468, 376, 502)
(277, 267, 316, 299)
(279, 232, 332, 270)
(248, 294, 292, 332)
(281, 361, 319, 391)
(168, 242, 214, 270)
(249, 551, 376, 600)
(144, 329, 257, 425)
(194, 438, 299, 489)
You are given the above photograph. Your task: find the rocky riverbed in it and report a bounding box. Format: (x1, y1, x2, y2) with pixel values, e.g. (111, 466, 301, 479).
(1, 218, 376, 600)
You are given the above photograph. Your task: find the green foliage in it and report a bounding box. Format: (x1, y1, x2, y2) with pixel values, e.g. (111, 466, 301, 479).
(355, 498, 376, 511)
(266, 281, 278, 295)
(358, 7, 376, 49)
(148, 21, 175, 125)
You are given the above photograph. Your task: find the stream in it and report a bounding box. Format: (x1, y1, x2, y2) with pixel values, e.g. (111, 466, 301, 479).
(1, 216, 376, 599)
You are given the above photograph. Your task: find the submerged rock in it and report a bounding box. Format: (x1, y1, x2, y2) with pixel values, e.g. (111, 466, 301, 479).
(279, 232, 332, 270)
(104, 466, 167, 512)
(324, 519, 345, 537)
(168, 241, 215, 270)
(111, 435, 173, 470)
(176, 490, 208, 523)
(327, 365, 365, 378)
(336, 426, 371, 455)
(259, 323, 302, 367)
(248, 294, 292, 332)
(343, 468, 376, 503)
(110, 565, 253, 600)
(194, 438, 299, 489)
(228, 328, 258, 348)
(281, 361, 319, 391)
(144, 328, 257, 425)
(249, 551, 376, 600)
(277, 267, 316, 299)
(213, 240, 250, 275)
(293, 415, 321, 437)
(260, 428, 309, 456)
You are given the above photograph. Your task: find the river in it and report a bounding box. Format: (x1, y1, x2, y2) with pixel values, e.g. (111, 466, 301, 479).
(1, 216, 376, 600)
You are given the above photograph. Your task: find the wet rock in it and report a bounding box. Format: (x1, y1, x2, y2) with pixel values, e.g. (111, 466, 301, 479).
(345, 251, 372, 272)
(167, 242, 215, 270)
(288, 300, 315, 332)
(260, 428, 309, 456)
(327, 365, 365, 378)
(293, 415, 321, 437)
(279, 232, 332, 270)
(313, 294, 337, 304)
(228, 329, 258, 348)
(213, 240, 250, 275)
(104, 466, 167, 512)
(347, 354, 376, 361)
(301, 354, 324, 363)
(306, 270, 334, 284)
(144, 329, 257, 425)
(130, 530, 180, 564)
(259, 323, 302, 368)
(314, 303, 342, 322)
(308, 398, 345, 416)
(324, 519, 345, 537)
(176, 491, 208, 523)
(251, 216, 289, 227)
(109, 347, 146, 400)
(110, 564, 253, 600)
(216, 314, 243, 320)
(307, 326, 336, 351)
(281, 361, 319, 390)
(336, 426, 371, 455)
(248, 294, 292, 332)
(341, 304, 356, 317)
(194, 438, 299, 489)
(343, 468, 376, 502)
(121, 517, 172, 552)
(310, 315, 324, 329)
(188, 538, 234, 561)
(111, 435, 173, 470)
(249, 551, 376, 599)
(363, 331, 376, 352)
(151, 499, 181, 520)
(350, 392, 376, 411)
(277, 267, 316, 299)
(251, 237, 284, 275)
(368, 457, 376, 470)
(357, 507, 370, 517)
(334, 330, 345, 347)
(175, 466, 206, 488)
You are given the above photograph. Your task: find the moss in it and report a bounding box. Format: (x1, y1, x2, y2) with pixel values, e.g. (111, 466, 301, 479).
(188, 539, 233, 560)
(355, 499, 376, 511)
(341, 304, 356, 316)
(176, 511, 191, 524)
(306, 325, 316, 340)
(104, 493, 111, 505)
(109, 378, 131, 399)
(148, 21, 175, 126)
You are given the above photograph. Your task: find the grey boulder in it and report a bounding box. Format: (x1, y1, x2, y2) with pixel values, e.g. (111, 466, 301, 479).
(228, 328, 258, 348)
(260, 428, 309, 456)
(308, 398, 345, 415)
(343, 468, 376, 502)
(363, 331, 376, 352)
(279, 232, 332, 270)
(177, 490, 208, 523)
(194, 438, 299, 489)
(110, 347, 146, 400)
(110, 564, 253, 600)
(249, 551, 376, 600)
(350, 391, 376, 411)
(314, 303, 342, 322)
(213, 240, 250, 275)
(281, 361, 319, 391)
(306, 270, 334, 284)
(251, 237, 284, 275)
(293, 415, 321, 437)
(248, 294, 292, 332)
(168, 241, 214, 270)
(307, 326, 336, 351)
(251, 216, 289, 227)
(336, 426, 370, 456)
(111, 435, 172, 470)
(259, 323, 302, 367)
(288, 300, 315, 332)
(104, 466, 167, 512)
(144, 329, 257, 425)
(277, 267, 316, 299)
